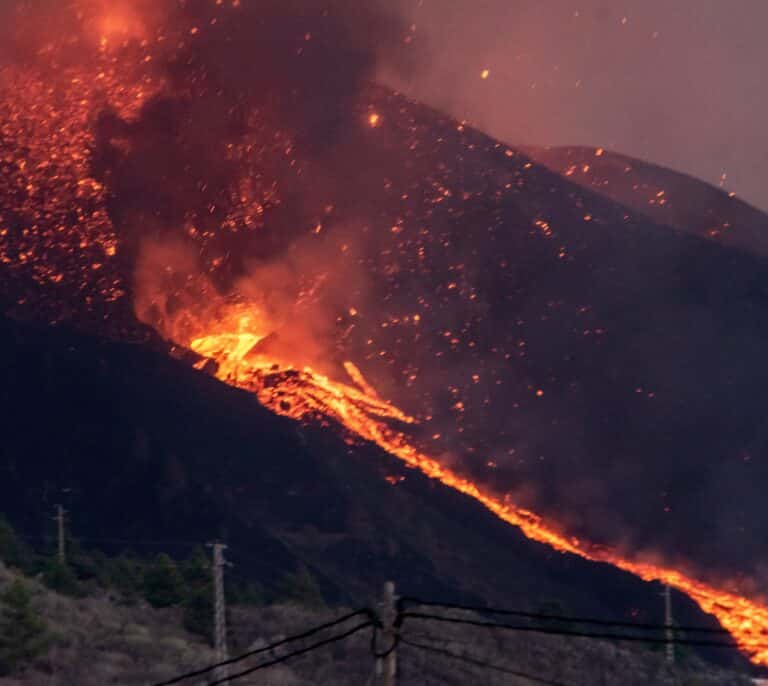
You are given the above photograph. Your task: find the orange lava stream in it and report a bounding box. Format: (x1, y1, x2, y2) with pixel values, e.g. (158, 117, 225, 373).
(188, 323, 768, 665)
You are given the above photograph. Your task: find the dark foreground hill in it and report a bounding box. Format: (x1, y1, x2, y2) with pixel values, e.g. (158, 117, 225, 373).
(0, 314, 756, 675)
(0, 562, 751, 686)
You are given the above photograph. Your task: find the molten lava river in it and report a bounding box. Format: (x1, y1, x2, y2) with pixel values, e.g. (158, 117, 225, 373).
(1, 0, 767, 668)
(184, 305, 768, 665)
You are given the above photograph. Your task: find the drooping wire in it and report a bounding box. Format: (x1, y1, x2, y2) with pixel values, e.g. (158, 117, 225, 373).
(151, 609, 372, 686)
(151, 596, 762, 685)
(401, 612, 749, 649)
(208, 620, 373, 685)
(370, 624, 400, 659)
(401, 636, 572, 686)
(399, 596, 731, 635)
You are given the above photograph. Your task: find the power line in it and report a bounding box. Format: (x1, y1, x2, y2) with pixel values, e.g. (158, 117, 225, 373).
(151, 609, 372, 686)
(401, 636, 572, 686)
(399, 597, 731, 635)
(146, 597, 762, 685)
(208, 619, 373, 686)
(401, 612, 752, 649)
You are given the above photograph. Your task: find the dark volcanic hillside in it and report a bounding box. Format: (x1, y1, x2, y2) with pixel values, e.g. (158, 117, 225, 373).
(3, 0, 768, 668)
(524, 145, 768, 256)
(0, 314, 750, 675)
(6, 74, 768, 585)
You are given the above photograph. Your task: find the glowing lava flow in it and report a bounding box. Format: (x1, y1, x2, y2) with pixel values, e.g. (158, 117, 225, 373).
(189, 315, 768, 666)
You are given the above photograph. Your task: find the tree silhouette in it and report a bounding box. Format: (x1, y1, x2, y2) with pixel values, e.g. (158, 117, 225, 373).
(0, 580, 49, 675)
(0, 517, 29, 572)
(180, 548, 213, 641)
(276, 565, 325, 609)
(143, 554, 184, 608)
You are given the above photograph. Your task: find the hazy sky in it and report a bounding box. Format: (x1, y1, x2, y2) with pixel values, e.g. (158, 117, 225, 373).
(386, 0, 768, 212)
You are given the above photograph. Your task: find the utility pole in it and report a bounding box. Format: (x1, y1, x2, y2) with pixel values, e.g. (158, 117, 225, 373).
(375, 581, 398, 686)
(664, 584, 674, 665)
(211, 543, 229, 684)
(54, 505, 66, 565)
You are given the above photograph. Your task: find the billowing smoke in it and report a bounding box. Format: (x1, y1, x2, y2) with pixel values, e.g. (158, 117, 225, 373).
(381, 0, 768, 213)
(89, 0, 417, 370)
(95, 0, 413, 275)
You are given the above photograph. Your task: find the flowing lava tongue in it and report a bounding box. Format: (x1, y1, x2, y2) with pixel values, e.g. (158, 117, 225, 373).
(188, 310, 768, 665)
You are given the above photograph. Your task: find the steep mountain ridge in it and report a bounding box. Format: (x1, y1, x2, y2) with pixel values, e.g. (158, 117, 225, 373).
(0, 314, 756, 674)
(524, 144, 768, 256)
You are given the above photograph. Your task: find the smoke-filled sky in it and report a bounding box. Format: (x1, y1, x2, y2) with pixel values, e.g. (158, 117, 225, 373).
(385, 0, 768, 212)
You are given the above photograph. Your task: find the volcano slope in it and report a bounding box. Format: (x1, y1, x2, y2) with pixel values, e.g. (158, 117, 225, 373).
(524, 144, 768, 257)
(7, 77, 768, 585)
(5, 76, 768, 661)
(0, 313, 753, 676)
(3, 5, 768, 668)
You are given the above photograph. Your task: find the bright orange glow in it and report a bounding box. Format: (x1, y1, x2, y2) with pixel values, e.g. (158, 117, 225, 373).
(188, 310, 415, 431)
(182, 305, 768, 665)
(86, 1, 149, 47)
(368, 113, 381, 128)
(96, 13, 144, 45)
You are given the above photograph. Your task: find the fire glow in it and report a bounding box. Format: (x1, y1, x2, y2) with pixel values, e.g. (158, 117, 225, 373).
(2, 0, 768, 667)
(185, 306, 768, 665)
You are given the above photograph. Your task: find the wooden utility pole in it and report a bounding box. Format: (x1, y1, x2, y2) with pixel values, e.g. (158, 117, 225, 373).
(664, 584, 674, 665)
(212, 542, 229, 684)
(375, 581, 398, 686)
(55, 505, 66, 565)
